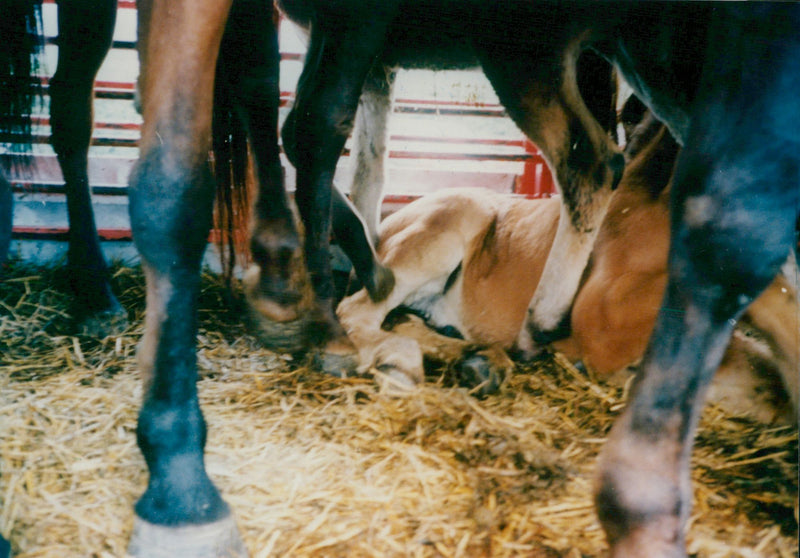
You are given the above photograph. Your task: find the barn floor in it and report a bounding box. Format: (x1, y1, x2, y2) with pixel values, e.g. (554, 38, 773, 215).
(1, 262, 797, 558)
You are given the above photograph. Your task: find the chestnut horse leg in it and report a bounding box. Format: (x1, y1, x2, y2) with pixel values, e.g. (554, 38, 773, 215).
(476, 39, 624, 352)
(50, 0, 127, 335)
(127, 0, 247, 555)
(596, 23, 800, 554)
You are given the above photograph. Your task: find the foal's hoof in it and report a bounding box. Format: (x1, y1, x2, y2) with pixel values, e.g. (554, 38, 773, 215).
(312, 350, 360, 378)
(457, 354, 502, 397)
(76, 306, 129, 338)
(127, 515, 248, 558)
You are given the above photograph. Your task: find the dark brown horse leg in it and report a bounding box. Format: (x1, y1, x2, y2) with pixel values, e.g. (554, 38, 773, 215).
(50, 0, 127, 336)
(596, 66, 799, 556)
(476, 39, 623, 352)
(0, 172, 11, 267)
(280, 6, 398, 373)
(127, 1, 246, 556)
(218, 0, 312, 354)
(331, 187, 394, 303)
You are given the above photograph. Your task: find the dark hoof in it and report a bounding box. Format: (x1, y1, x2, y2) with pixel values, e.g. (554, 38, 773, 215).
(248, 307, 312, 354)
(457, 354, 502, 397)
(128, 515, 248, 558)
(76, 306, 129, 338)
(312, 349, 360, 378)
(0, 534, 10, 558)
(365, 264, 395, 303)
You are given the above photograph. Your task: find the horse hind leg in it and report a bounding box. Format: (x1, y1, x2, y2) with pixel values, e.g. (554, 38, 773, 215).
(478, 39, 623, 352)
(346, 64, 396, 245)
(50, 0, 127, 336)
(213, 0, 315, 355)
(0, 172, 11, 267)
(596, 104, 799, 556)
(331, 65, 397, 303)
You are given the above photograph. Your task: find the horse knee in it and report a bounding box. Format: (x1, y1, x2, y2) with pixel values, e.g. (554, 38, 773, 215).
(129, 149, 215, 271)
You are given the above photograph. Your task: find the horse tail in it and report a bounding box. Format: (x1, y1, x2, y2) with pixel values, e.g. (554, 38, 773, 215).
(211, 68, 252, 286)
(210, 1, 282, 286)
(0, 0, 45, 167)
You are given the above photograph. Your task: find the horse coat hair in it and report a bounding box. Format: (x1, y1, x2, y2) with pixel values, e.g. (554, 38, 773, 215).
(337, 115, 797, 422)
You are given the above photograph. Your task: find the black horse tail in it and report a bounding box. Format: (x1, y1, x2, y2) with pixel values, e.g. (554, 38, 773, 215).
(1, 0, 45, 168)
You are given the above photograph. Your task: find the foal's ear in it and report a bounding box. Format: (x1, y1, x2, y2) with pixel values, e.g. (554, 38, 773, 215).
(469, 217, 500, 278)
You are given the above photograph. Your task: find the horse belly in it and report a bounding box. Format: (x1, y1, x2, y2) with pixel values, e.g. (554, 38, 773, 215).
(381, 13, 476, 69)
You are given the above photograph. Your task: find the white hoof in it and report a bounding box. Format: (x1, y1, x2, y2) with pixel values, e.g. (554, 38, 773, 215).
(127, 515, 248, 558)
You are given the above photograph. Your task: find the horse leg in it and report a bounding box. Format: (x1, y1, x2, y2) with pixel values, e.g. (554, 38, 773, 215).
(280, 5, 399, 372)
(477, 43, 623, 351)
(127, 1, 246, 555)
(337, 189, 498, 385)
(386, 314, 509, 396)
(214, 0, 313, 354)
(50, 0, 127, 336)
(331, 187, 394, 302)
(347, 65, 396, 245)
(0, 172, 11, 267)
(595, 78, 799, 558)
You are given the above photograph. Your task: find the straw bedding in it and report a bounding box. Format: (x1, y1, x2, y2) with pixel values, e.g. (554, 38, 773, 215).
(1, 262, 797, 557)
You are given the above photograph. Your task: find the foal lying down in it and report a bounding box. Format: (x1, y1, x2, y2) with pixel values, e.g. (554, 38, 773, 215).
(337, 116, 797, 421)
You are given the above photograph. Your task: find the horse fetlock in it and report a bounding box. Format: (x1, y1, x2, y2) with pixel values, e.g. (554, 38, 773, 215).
(76, 305, 129, 338)
(127, 514, 247, 558)
(595, 436, 687, 558)
(243, 264, 307, 323)
(249, 226, 305, 299)
(596, 468, 682, 534)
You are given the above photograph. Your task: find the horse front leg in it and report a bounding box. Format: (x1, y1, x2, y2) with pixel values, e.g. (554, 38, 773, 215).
(281, 8, 398, 375)
(596, 94, 799, 556)
(128, 0, 246, 556)
(50, 0, 127, 336)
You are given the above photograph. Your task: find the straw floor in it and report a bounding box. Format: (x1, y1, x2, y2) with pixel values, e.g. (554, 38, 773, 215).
(1, 262, 797, 557)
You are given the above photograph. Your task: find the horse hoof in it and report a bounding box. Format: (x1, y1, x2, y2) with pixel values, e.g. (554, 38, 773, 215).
(76, 306, 129, 338)
(0, 534, 10, 558)
(457, 354, 502, 396)
(366, 264, 395, 303)
(127, 515, 248, 558)
(248, 307, 312, 354)
(312, 349, 360, 378)
(374, 365, 420, 394)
